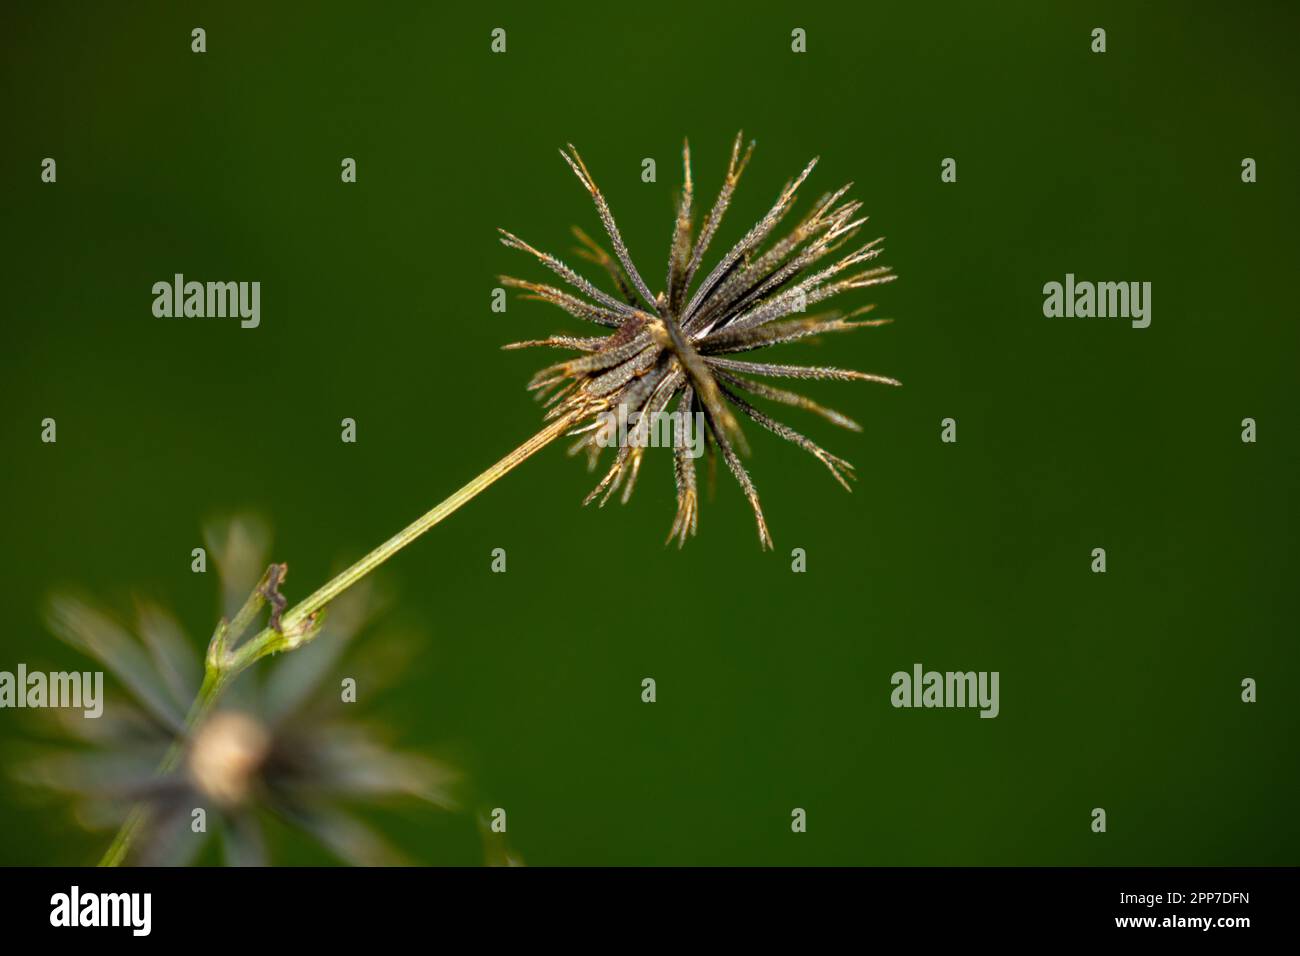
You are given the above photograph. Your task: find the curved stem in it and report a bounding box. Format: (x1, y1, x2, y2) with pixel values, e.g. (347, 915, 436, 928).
(98, 411, 580, 866)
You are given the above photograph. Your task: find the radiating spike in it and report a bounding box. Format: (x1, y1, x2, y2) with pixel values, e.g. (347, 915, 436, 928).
(560, 146, 661, 311)
(681, 131, 754, 295)
(702, 404, 772, 550)
(571, 226, 640, 306)
(681, 154, 819, 325)
(706, 355, 901, 386)
(502, 335, 605, 352)
(666, 139, 695, 315)
(712, 369, 862, 432)
(702, 311, 891, 355)
(720, 385, 857, 491)
(498, 230, 636, 317)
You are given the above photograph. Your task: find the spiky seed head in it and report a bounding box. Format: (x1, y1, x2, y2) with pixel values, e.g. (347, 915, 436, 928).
(500, 134, 900, 549)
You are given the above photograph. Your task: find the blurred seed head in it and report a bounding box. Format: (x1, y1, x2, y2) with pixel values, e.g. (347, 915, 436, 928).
(16, 515, 460, 866)
(188, 711, 270, 807)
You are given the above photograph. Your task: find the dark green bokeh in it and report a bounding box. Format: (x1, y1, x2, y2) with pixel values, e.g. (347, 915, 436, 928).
(1, 1, 1296, 865)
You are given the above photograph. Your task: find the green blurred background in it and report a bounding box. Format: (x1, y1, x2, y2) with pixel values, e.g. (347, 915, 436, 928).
(1, 0, 1296, 865)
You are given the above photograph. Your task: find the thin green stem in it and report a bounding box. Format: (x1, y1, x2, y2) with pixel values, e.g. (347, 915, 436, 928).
(282, 411, 580, 632)
(98, 411, 581, 866)
(98, 668, 228, 866)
